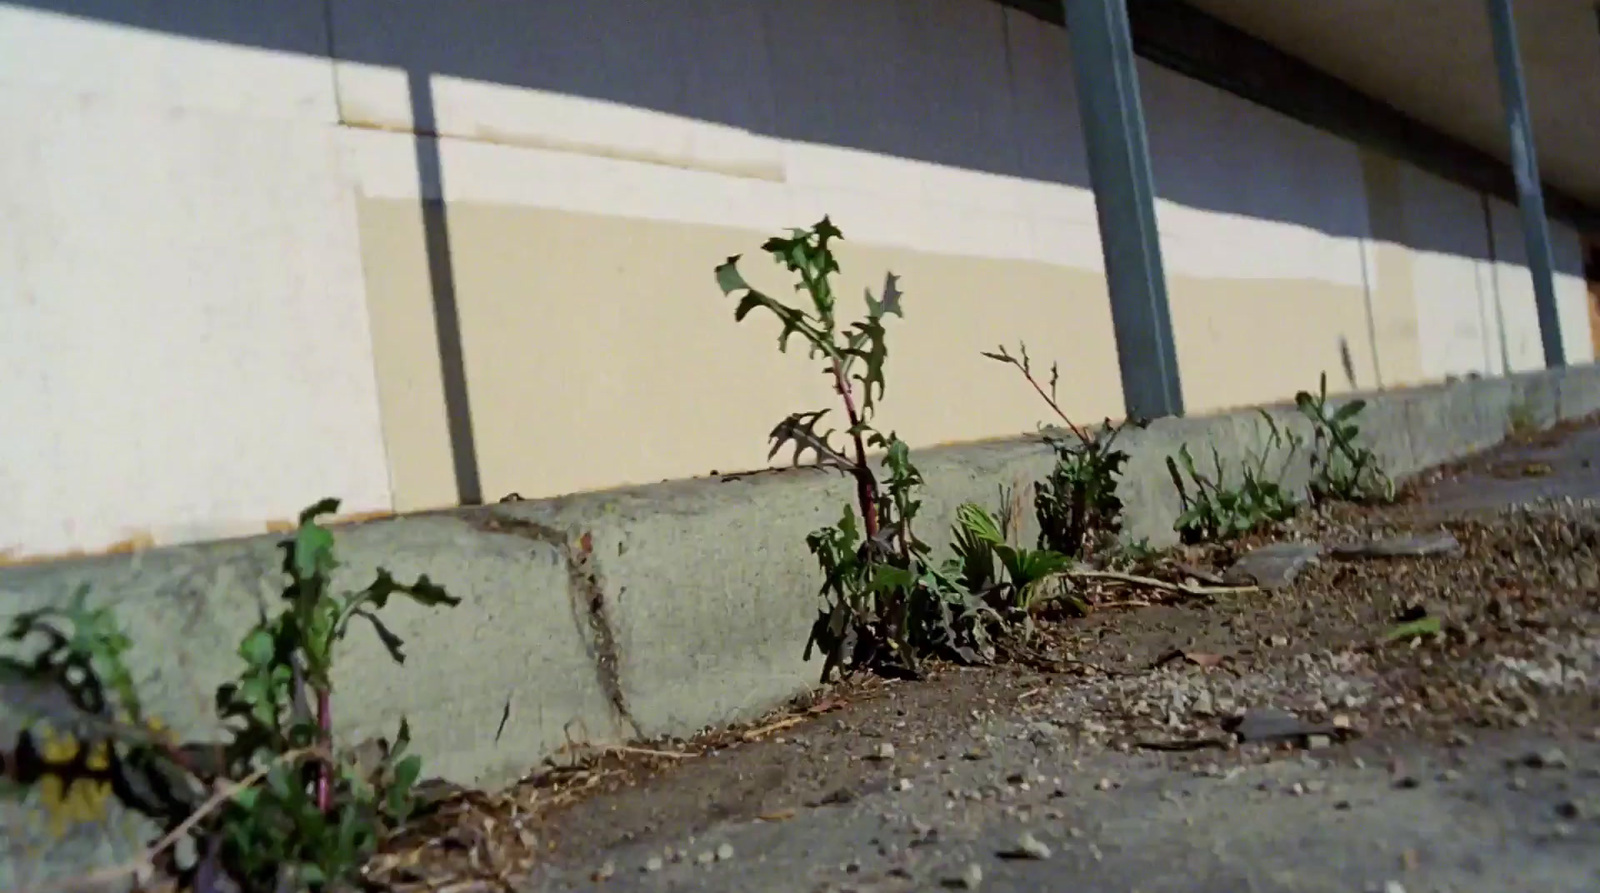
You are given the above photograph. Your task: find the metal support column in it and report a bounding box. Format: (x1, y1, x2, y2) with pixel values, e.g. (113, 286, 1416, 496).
(1062, 0, 1184, 418)
(1485, 0, 1566, 368)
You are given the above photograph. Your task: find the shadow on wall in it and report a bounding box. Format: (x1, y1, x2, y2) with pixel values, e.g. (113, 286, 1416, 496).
(10, 0, 1542, 252)
(7, 0, 1571, 504)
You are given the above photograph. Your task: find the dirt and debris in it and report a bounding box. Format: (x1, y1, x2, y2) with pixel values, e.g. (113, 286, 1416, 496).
(362, 419, 1600, 893)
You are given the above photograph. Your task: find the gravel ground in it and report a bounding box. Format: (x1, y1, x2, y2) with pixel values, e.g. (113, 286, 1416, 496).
(369, 421, 1600, 893)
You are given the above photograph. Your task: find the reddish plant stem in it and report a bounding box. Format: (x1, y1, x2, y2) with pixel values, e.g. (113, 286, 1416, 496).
(314, 687, 332, 812)
(1018, 368, 1090, 445)
(829, 358, 878, 543)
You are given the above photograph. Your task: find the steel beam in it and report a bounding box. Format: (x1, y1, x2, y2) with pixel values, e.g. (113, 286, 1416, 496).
(1485, 0, 1566, 368)
(1061, 0, 1184, 418)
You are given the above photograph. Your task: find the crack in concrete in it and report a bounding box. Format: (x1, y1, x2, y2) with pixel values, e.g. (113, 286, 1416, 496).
(464, 513, 637, 738)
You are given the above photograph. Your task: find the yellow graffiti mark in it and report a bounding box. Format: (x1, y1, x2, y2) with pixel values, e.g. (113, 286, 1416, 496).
(28, 715, 173, 838)
(33, 725, 114, 836)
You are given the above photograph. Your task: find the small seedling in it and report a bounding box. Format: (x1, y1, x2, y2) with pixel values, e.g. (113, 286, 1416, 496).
(1, 499, 459, 893)
(717, 219, 997, 680)
(951, 502, 1074, 613)
(1506, 397, 1539, 440)
(1294, 373, 1394, 504)
(1167, 411, 1300, 543)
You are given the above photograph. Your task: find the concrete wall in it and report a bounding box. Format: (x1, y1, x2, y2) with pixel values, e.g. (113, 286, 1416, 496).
(0, 3, 394, 558)
(1141, 58, 1384, 409)
(7, 363, 1600, 889)
(1356, 157, 1595, 384)
(1486, 204, 1596, 372)
(1, 0, 1592, 561)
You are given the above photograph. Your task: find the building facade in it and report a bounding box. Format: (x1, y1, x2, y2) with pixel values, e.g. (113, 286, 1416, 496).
(2, 0, 1597, 560)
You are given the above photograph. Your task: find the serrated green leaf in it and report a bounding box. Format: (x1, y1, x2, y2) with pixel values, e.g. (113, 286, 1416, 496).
(359, 569, 400, 610)
(875, 273, 902, 317)
(714, 256, 748, 295)
(768, 410, 852, 470)
(353, 609, 407, 664)
(399, 575, 459, 608)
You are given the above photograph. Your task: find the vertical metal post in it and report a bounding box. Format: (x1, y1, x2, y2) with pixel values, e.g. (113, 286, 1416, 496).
(1485, 0, 1566, 368)
(1062, 0, 1184, 419)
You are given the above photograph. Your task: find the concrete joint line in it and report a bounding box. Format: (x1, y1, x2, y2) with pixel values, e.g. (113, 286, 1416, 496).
(463, 513, 638, 739)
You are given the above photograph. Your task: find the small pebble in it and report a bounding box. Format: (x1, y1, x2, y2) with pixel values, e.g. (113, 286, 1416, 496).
(874, 743, 896, 761)
(592, 860, 615, 881)
(947, 862, 984, 889)
(1095, 777, 1114, 791)
(642, 856, 663, 873)
(1014, 832, 1052, 860)
(1525, 748, 1570, 769)
(716, 842, 735, 861)
(898, 778, 914, 791)
(696, 851, 715, 865)
(1555, 799, 1589, 820)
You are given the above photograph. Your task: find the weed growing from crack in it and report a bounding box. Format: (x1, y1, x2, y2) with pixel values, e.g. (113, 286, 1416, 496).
(984, 342, 1146, 560)
(1167, 411, 1301, 543)
(1506, 395, 1540, 441)
(0, 499, 458, 892)
(950, 502, 1077, 616)
(1294, 372, 1395, 504)
(717, 219, 1001, 681)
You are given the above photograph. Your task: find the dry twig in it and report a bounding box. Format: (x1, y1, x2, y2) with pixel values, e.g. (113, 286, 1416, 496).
(1066, 568, 1258, 598)
(741, 715, 806, 741)
(600, 744, 695, 760)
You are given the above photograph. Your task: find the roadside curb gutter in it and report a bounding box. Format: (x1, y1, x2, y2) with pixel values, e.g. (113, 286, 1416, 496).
(3, 365, 1597, 885)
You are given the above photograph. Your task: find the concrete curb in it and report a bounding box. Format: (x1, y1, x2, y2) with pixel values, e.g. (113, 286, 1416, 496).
(3, 365, 1599, 885)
